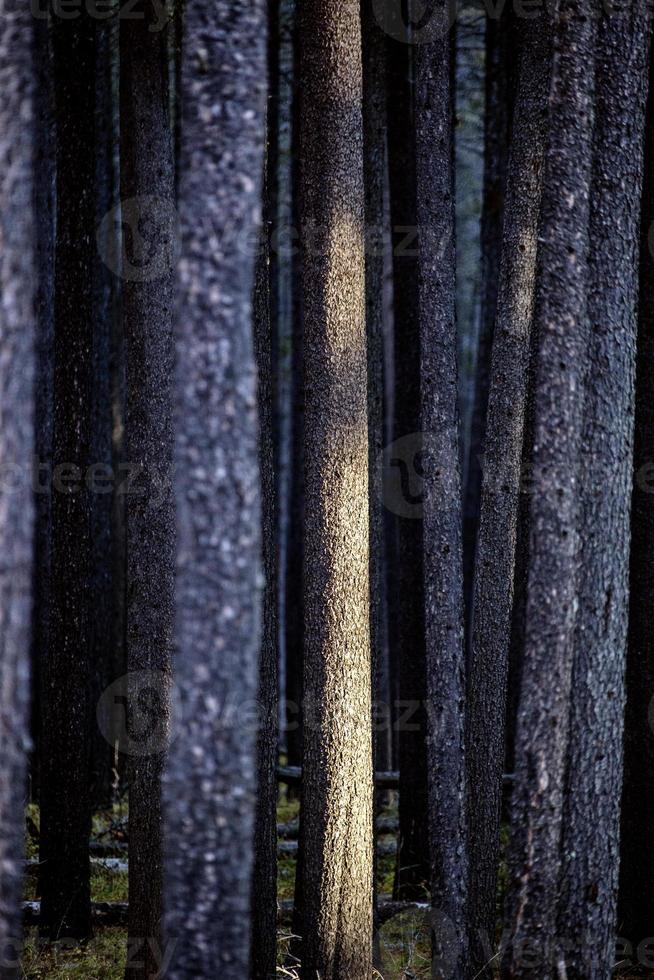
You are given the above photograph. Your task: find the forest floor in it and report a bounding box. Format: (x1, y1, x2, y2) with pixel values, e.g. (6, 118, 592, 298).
(20, 794, 433, 980)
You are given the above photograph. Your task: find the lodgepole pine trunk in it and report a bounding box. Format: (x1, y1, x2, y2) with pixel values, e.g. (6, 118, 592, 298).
(40, 10, 95, 943)
(295, 0, 374, 976)
(120, 11, 176, 978)
(0, 6, 37, 975)
(413, 5, 469, 976)
(559, 9, 650, 978)
(502, 1, 598, 976)
(386, 32, 429, 903)
(618, 25, 654, 961)
(250, 140, 279, 980)
(462, 8, 511, 636)
(466, 16, 551, 976)
(163, 0, 267, 975)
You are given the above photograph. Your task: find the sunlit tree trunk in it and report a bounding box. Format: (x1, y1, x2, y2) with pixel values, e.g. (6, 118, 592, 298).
(120, 9, 175, 978)
(40, 11, 95, 942)
(0, 6, 37, 974)
(618, 29, 654, 962)
(465, 17, 551, 976)
(163, 0, 267, 975)
(558, 11, 650, 975)
(295, 0, 374, 975)
(502, 0, 598, 975)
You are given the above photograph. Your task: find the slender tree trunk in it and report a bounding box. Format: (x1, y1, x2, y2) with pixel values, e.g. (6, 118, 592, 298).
(0, 7, 37, 975)
(558, 11, 650, 977)
(502, 2, 598, 975)
(413, 8, 469, 976)
(386, 33, 429, 903)
(120, 12, 176, 977)
(462, 9, 511, 636)
(31, 8, 55, 808)
(295, 0, 373, 976)
(250, 141, 279, 980)
(466, 17, 551, 976)
(163, 0, 267, 975)
(90, 15, 119, 812)
(618, 29, 654, 961)
(40, 11, 95, 942)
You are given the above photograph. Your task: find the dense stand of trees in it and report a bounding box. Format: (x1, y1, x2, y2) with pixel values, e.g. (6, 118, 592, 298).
(1, 2, 654, 979)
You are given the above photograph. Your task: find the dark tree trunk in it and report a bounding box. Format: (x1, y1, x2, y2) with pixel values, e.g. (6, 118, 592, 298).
(90, 15, 119, 812)
(31, 8, 55, 808)
(466, 17, 551, 976)
(120, 12, 176, 978)
(39, 11, 95, 943)
(386, 33, 429, 903)
(559, 10, 650, 976)
(462, 9, 511, 637)
(618, 26, 654, 961)
(284, 0, 304, 780)
(0, 6, 37, 974)
(413, 10, 468, 976)
(163, 0, 267, 975)
(502, 1, 598, 975)
(250, 139, 279, 980)
(295, 0, 374, 976)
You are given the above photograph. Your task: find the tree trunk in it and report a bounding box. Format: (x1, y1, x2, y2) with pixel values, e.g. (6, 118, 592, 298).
(618, 26, 654, 962)
(39, 11, 95, 943)
(558, 11, 650, 977)
(386, 32, 429, 903)
(295, 0, 374, 976)
(413, 9, 469, 976)
(502, 1, 598, 975)
(250, 137, 279, 980)
(0, 7, 37, 975)
(462, 9, 511, 638)
(120, 12, 176, 978)
(163, 0, 267, 975)
(465, 17, 551, 976)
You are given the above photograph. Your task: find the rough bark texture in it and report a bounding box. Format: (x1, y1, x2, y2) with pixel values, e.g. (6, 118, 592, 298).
(462, 9, 511, 638)
(120, 14, 176, 978)
(40, 11, 95, 942)
(386, 33, 429, 902)
(618, 28, 654, 961)
(413, 12, 468, 977)
(466, 18, 551, 976)
(90, 17, 118, 812)
(251, 145, 279, 980)
(0, 7, 36, 975)
(502, 2, 597, 976)
(558, 11, 650, 979)
(163, 0, 266, 975)
(295, 0, 374, 976)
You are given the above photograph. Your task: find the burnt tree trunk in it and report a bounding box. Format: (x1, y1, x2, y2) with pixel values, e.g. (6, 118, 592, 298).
(0, 6, 37, 974)
(120, 12, 176, 978)
(386, 32, 429, 903)
(465, 16, 551, 976)
(462, 8, 511, 636)
(295, 0, 374, 976)
(163, 0, 267, 975)
(413, 7, 469, 976)
(250, 137, 279, 980)
(502, 1, 598, 975)
(40, 11, 95, 943)
(558, 9, 650, 978)
(618, 23, 654, 961)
